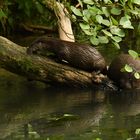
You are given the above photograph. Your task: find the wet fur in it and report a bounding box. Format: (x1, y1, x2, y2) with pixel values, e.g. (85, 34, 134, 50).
(107, 54, 140, 89)
(27, 37, 106, 73)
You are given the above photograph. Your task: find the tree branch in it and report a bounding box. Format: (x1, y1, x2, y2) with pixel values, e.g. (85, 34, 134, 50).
(0, 36, 98, 88)
(43, 0, 75, 42)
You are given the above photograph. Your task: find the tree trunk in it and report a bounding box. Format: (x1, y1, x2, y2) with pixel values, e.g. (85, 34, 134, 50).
(43, 0, 75, 42)
(0, 36, 99, 88)
(56, 2, 75, 42)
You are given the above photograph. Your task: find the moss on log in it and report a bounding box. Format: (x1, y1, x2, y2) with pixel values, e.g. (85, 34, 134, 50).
(0, 36, 99, 88)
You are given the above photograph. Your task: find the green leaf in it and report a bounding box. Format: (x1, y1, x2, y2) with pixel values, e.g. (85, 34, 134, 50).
(72, 14, 77, 21)
(83, 9, 91, 21)
(129, 9, 139, 15)
(36, 2, 43, 14)
(88, 5, 103, 15)
(103, 0, 110, 4)
(96, 15, 103, 24)
(124, 64, 133, 73)
(98, 36, 109, 44)
(135, 128, 140, 134)
(111, 36, 122, 43)
(71, 6, 82, 16)
(83, 16, 88, 22)
(96, 138, 102, 140)
(133, 0, 140, 5)
(82, 29, 93, 35)
(120, 16, 134, 29)
(90, 36, 99, 45)
(102, 30, 112, 37)
(111, 16, 118, 26)
(0, 9, 7, 19)
(110, 26, 125, 37)
(111, 7, 121, 15)
(128, 50, 139, 59)
(126, 138, 135, 140)
(102, 19, 110, 26)
(79, 23, 93, 35)
(134, 72, 140, 79)
(79, 23, 90, 30)
(112, 41, 120, 49)
(102, 7, 110, 17)
(83, 0, 94, 5)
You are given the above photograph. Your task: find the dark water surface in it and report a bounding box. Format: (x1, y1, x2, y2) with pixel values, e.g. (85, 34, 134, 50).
(0, 35, 140, 140)
(0, 69, 139, 140)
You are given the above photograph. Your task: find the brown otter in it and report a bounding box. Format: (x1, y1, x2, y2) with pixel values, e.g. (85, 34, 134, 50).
(107, 54, 140, 89)
(27, 36, 106, 73)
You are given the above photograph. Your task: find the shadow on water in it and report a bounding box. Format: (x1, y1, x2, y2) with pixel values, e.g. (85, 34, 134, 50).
(0, 69, 139, 140)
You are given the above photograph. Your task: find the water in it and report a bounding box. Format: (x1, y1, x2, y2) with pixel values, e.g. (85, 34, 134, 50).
(0, 34, 140, 140)
(0, 69, 139, 140)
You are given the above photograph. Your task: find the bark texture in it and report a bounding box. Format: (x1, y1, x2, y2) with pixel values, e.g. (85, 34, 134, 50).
(0, 36, 97, 88)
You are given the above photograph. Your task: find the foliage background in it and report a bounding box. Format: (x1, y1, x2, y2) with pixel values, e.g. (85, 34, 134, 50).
(0, 0, 140, 52)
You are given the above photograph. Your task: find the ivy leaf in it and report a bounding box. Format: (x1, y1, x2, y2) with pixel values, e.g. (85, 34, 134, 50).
(102, 19, 110, 26)
(129, 9, 139, 15)
(96, 15, 103, 24)
(102, 29, 112, 37)
(83, 16, 88, 22)
(135, 128, 140, 134)
(111, 36, 122, 43)
(120, 16, 134, 29)
(71, 6, 82, 16)
(133, 0, 140, 5)
(79, 23, 93, 35)
(90, 36, 99, 45)
(110, 26, 125, 37)
(72, 14, 77, 21)
(111, 7, 121, 15)
(79, 23, 90, 30)
(124, 64, 133, 73)
(102, 7, 110, 17)
(98, 36, 109, 44)
(83, 9, 91, 22)
(134, 72, 140, 79)
(103, 0, 110, 4)
(111, 16, 118, 26)
(128, 50, 139, 59)
(83, 0, 94, 5)
(88, 5, 103, 15)
(112, 41, 120, 49)
(82, 29, 93, 35)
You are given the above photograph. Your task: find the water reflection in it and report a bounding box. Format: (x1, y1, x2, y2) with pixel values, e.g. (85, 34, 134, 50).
(0, 69, 139, 140)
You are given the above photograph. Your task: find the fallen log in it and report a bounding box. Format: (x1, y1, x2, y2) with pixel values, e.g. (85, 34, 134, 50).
(0, 36, 102, 88)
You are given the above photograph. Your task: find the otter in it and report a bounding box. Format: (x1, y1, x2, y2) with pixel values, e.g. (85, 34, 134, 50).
(107, 54, 140, 89)
(27, 36, 106, 73)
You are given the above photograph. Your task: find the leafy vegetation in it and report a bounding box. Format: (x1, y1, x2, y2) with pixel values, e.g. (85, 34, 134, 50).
(0, 0, 56, 35)
(127, 128, 140, 140)
(120, 50, 140, 79)
(70, 0, 140, 49)
(0, 0, 140, 50)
